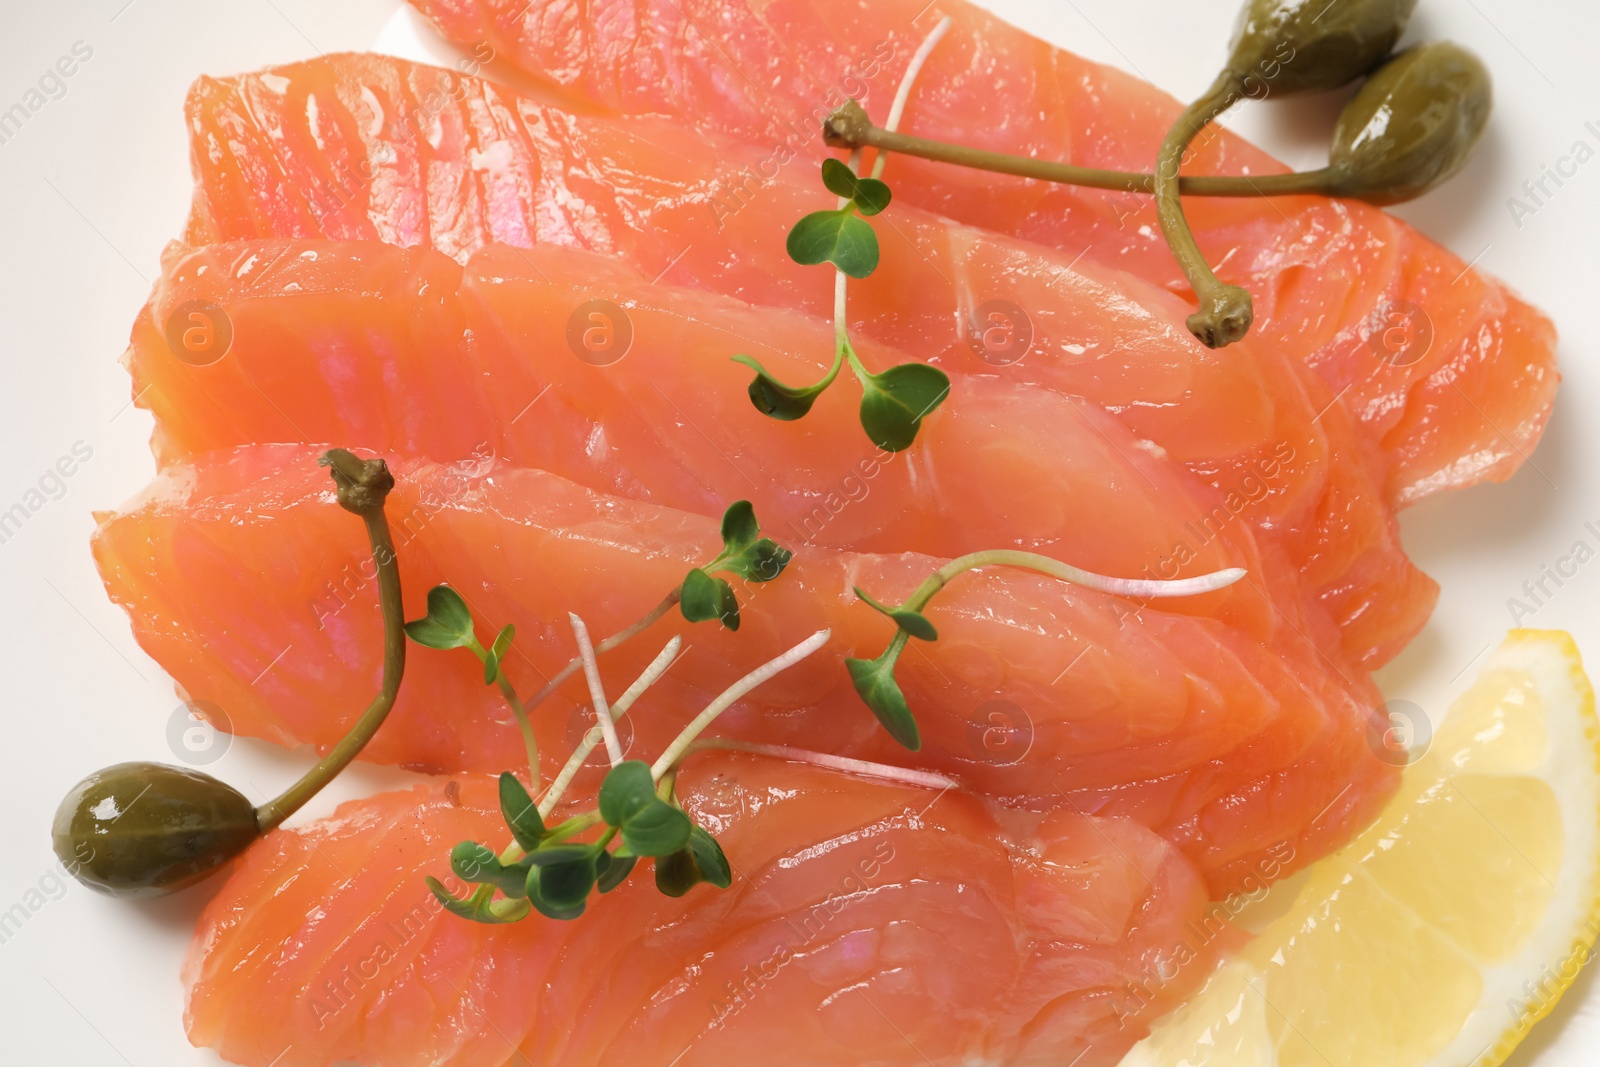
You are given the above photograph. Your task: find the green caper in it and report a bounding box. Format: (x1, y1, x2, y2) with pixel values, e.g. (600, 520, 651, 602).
(52, 761, 260, 898)
(1226, 0, 1417, 97)
(1324, 41, 1492, 205)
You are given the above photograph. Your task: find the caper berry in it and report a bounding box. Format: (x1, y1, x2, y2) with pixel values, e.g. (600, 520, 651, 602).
(1226, 0, 1417, 97)
(52, 761, 260, 898)
(1324, 42, 1493, 205)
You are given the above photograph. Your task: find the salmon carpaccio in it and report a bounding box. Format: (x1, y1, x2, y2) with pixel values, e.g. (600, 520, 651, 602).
(87, 7, 1561, 1060)
(169, 53, 1440, 665)
(95, 443, 1391, 894)
(404, 0, 1559, 506)
(128, 235, 1436, 664)
(185, 755, 1231, 1067)
(175, 51, 1419, 503)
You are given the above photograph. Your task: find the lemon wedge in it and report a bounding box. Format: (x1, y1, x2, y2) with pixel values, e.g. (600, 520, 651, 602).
(1121, 629, 1600, 1067)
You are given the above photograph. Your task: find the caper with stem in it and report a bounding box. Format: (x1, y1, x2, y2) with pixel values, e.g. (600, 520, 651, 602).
(1156, 0, 1418, 347)
(1226, 0, 1419, 98)
(826, 37, 1491, 209)
(50, 449, 409, 897)
(1321, 41, 1492, 205)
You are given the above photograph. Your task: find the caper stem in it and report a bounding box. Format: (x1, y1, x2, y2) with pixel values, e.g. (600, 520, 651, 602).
(255, 454, 407, 832)
(1154, 75, 1258, 348)
(826, 102, 1337, 198)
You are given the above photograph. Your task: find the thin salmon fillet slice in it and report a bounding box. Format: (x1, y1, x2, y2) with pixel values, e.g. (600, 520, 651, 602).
(127, 234, 1433, 664)
(177, 52, 1399, 528)
(404, 0, 1559, 506)
(93, 443, 1394, 892)
(184, 756, 1229, 1066)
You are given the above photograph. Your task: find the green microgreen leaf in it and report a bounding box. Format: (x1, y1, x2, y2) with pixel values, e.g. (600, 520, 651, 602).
(598, 761, 694, 857)
(819, 158, 892, 217)
(621, 801, 694, 858)
(857, 361, 951, 453)
(596, 851, 638, 894)
(449, 841, 529, 898)
(655, 824, 733, 898)
(852, 178, 892, 216)
(524, 862, 591, 920)
(449, 841, 497, 883)
(598, 761, 660, 826)
(679, 568, 740, 631)
(720, 499, 760, 549)
(787, 208, 880, 279)
(404, 585, 476, 650)
(536, 853, 597, 906)
(845, 637, 921, 751)
(425, 877, 530, 924)
(722, 538, 792, 585)
(483, 623, 515, 684)
(525, 844, 595, 868)
(819, 157, 859, 199)
(853, 587, 938, 641)
(711, 500, 793, 585)
(498, 772, 545, 851)
(731, 354, 831, 421)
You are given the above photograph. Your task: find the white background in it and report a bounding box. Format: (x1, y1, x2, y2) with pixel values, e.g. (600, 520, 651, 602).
(0, 1, 1595, 1063)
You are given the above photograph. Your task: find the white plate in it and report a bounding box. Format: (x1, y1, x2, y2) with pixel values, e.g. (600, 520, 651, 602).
(0, 0, 1595, 1063)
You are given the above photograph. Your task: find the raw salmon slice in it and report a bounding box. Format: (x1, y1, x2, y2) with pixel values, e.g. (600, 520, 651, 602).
(127, 234, 1436, 664)
(177, 52, 1396, 521)
(404, 0, 1559, 506)
(93, 443, 1394, 893)
(184, 755, 1226, 1066)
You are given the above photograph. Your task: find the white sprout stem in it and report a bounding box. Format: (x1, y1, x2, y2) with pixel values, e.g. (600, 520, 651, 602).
(833, 267, 849, 350)
(687, 738, 957, 791)
(871, 16, 953, 181)
(907, 550, 1245, 613)
(569, 613, 624, 766)
(651, 629, 832, 780)
(538, 636, 683, 819)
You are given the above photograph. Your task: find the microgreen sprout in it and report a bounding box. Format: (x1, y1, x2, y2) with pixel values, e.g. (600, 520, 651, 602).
(427, 629, 831, 924)
(734, 21, 953, 453)
(847, 551, 1249, 751)
(406, 584, 540, 787)
(405, 501, 792, 784)
(677, 500, 793, 631)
